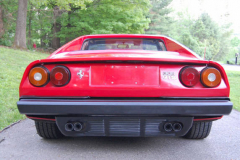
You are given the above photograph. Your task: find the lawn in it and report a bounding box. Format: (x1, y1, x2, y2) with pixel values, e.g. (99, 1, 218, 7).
(0, 47, 49, 130)
(0, 47, 239, 130)
(226, 71, 240, 111)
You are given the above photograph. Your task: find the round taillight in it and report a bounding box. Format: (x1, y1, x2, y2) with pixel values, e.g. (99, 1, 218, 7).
(201, 67, 221, 87)
(29, 66, 49, 87)
(179, 67, 200, 87)
(50, 66, 70, 86)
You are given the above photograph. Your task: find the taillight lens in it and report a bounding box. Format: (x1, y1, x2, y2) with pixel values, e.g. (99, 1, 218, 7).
(50, 66, 70, 86)
(201, 67, 221, 87)
(179, 67, 200, 87)
(29, 66, 49, 87)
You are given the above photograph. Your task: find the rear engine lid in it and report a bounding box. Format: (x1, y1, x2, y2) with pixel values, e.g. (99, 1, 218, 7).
(46, 50, 207, 64)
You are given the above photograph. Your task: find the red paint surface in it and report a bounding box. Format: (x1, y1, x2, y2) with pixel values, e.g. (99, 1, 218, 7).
(49, 34, 201, 59)
(193, 116, 223, 121)
(19, 34, 230, 98)
(91, 65, 159, 86)
(26, 115, 55, 121)
(19, 63, 229, 97)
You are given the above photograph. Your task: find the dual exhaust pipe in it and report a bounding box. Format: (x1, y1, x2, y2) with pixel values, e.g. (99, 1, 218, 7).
(65, 122, 83, 132)
(66, 121, 182, 132)
(163, 122, 182, 132)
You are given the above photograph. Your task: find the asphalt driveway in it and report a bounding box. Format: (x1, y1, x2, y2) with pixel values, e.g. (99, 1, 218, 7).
(0, 110, 239, 160)
(222, 64, 240, 71)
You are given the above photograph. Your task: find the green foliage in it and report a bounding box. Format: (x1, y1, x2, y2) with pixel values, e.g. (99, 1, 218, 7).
(169, 11, 202, 55)
(169, 12, 233, 61)
(146, 0, 174, 35)
(26, 4, 54, 48)
(1, 0, 151, 49)
(224, 36, 240, 64)
(0, 0, 18, 46)
(231, 37, 240, 47)
(213, 24, 233, 61)
(58, 0, 151, 41)
(0, 0, 235, 62)
(0, 47, 48, 130)
(31, 0, 93, 10)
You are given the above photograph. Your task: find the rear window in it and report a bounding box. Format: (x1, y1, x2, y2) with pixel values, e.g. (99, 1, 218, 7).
(81, 39, 166, 51)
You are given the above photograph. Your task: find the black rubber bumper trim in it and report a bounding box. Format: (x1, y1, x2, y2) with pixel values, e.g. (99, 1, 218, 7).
(17, 99, 233, 116)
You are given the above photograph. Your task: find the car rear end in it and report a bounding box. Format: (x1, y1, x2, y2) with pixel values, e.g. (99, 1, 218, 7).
(17, 35, 233, 139)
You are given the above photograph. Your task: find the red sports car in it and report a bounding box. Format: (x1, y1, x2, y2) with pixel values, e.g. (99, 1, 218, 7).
(17, 34, 232, 139)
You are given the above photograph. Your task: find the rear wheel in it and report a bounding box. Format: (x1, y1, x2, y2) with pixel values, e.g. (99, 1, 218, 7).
(35, 121, 64, 139)
(183, 121, 212, 139)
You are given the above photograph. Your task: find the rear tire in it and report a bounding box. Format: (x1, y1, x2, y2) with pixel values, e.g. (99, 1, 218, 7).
(35, 121, 63, 139)
(183, 121, 212, 139)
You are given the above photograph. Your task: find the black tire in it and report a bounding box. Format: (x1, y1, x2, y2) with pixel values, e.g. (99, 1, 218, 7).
(35, 121, 64, 139)
(183, 121, 212, 139)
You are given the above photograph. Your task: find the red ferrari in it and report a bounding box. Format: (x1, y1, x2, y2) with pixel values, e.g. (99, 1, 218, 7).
(17, 34, 232, 139)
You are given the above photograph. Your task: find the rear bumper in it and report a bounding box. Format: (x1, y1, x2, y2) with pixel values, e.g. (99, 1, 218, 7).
(17, 98, 233, 116)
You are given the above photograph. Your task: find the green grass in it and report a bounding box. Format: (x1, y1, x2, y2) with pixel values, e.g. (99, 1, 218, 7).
(0, 47, 48, 130)
(0, 47, 239, 130)
(226, 71, 240, 111)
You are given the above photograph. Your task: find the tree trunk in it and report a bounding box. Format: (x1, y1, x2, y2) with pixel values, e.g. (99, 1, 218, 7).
(13, 0, 28, 49)
(51, 23, 61, 49)
(51, 6, 62, 49)
(41, 34, 47, 48)
(28, 4, 33, 46)
(0, 6, 4, 38)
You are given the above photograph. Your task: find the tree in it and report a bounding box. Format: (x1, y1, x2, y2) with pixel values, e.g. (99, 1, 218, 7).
(35, 0, 94, 49)
(25, 4, 54, 49)
(0, 0, 18, 46)
(213, 24, 233, 61)
(12, 0, 93, 49)
(145, 0, 173, 35)
(27, 2, 33, 46)
(0, 5, 4, 38)
(51, 6, 63, 49)
(193, 13, 223, 60)
(170, 10, 201, 53)
(231, 37, 240, 47)
(169, 12, 233, 61)
(13, 0, 28, 49)
(58, 0, 151, 42)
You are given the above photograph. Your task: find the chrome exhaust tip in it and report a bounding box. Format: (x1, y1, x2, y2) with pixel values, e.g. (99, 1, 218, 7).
(163, 122, 173, 132)
(73, 122, 83, 131)
(173, 123, 182, 132)
(65, 123, 74, 131)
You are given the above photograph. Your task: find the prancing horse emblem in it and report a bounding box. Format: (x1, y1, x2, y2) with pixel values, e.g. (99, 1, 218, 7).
(77, 70, 84, 79)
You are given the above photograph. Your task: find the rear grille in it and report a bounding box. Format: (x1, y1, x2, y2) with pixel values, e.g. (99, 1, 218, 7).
(56, 116, 193, 137)
(79, 117, 168, 137)
(109, 119, 140, 136)
(145, 119, 165, 136)
(84, 120, 105, 136)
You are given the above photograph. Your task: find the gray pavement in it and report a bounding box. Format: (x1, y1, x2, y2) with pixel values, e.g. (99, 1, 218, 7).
(0, 110, 240, 160)
(222, 64, 240, 71)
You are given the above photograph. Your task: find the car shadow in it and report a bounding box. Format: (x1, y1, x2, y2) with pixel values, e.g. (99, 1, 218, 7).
(41, 136, 186, 152)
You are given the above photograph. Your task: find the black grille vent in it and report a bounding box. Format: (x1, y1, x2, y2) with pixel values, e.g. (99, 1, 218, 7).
(84, 120, 105, 136)
(145, 119, 165, 136)
(109, 119, 140, 136)
(56, 116, 193, 137)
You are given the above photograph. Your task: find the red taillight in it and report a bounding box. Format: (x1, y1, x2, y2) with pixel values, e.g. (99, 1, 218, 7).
(50, 66, 70, 86)
(179, 67, 200, 87)
(55, 72, 63, 80)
